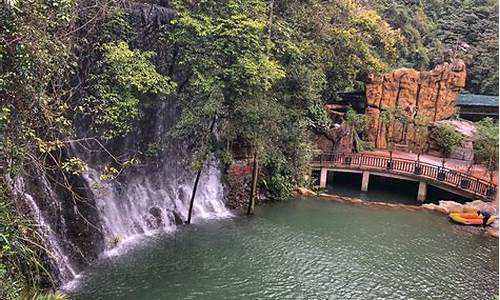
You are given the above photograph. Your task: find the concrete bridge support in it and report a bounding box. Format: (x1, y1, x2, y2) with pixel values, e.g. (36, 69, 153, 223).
(319, 168, 328, 188)
(417, 181, 427, 202)
(361, 171, 370, 192)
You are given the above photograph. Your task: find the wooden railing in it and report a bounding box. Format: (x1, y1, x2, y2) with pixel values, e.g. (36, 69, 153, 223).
(312, 152, 497, 200)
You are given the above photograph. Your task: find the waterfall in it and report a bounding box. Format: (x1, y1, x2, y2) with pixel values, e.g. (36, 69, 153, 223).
(11, 67, 232, 285)
(13, 178, 78, 283)
(81, 160, 232, 251)
(14, 156, 232, 285)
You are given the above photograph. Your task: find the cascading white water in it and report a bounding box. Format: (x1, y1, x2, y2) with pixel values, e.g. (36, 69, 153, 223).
(81, 160, 232, 251)
(15, 88, 232, 284)
(13, 178, 78, 282)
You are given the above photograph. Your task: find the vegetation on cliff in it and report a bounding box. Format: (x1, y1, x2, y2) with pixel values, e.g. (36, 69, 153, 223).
(474, 118, 499, 182)
(0, 0, 498, 297)
(371, 0, 499, 95)
(0, 0, 398, 296)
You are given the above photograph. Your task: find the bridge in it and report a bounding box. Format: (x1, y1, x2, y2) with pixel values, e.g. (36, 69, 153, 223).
(311, 152, 497, 202)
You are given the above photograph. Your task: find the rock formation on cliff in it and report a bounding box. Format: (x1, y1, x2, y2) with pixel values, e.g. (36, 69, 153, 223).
(365, 59, 467, 150)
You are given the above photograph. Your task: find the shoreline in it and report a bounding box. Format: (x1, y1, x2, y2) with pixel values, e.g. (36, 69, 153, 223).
(294, 187, 499, 239)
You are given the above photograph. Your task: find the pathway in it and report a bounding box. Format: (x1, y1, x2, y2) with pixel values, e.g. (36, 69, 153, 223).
(363, 150, 499, 207)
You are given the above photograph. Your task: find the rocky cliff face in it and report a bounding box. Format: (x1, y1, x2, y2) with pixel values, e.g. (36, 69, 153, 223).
(365, 59, 467, 149)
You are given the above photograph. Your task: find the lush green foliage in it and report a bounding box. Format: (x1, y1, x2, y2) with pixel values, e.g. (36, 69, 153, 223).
(345, 108, 373, 152)
(380, 106, 410, 149)
(1, 0, 74, 297)
(167, 0, 398, 197)
(372, 0, 499, 95)
(19, 290, 68, 300)
(1, 0, 73, 175)
(0, 182, 56, 300)
(431, 124, 464, 157)
(3, 0, 493, 296)
(83, 41, 176, 140)
(474, 118, 499, 176)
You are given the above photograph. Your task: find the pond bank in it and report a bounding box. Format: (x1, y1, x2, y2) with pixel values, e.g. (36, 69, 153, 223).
(66, 197, 499, 299)
(295, 187, 499, 238)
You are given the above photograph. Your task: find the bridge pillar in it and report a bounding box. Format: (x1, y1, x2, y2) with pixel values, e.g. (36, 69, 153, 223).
(417, 181, 427, 202)
(361, 171, 370, 192)
(319, 168, 328, 188)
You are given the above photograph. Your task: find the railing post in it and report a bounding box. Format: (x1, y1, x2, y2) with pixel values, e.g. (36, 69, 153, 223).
(487, 186, 496, 200)
(437, 167, 445, 181)
(387, 157, 393, 170)
(414, 161, 422, 175)
(312, 151, 497, 201)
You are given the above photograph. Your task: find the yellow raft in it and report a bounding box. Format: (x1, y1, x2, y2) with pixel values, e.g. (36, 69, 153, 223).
(449, 212, 496, 226)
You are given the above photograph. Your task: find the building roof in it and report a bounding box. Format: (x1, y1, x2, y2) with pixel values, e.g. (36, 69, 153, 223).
(457, 94, 498, 107)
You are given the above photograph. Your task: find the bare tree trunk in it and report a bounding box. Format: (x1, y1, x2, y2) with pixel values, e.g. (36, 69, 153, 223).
(186, 116, 217, 224)
(186, 170, 202, 224)
(247, 150, 259, 215)
(267, 0, 274, 39)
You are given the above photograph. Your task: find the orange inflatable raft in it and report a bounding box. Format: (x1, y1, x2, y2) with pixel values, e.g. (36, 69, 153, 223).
(449, 212, 496, 225)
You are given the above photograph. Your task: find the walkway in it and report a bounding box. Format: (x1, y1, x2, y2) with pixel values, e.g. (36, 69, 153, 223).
(312, 151, 498, 202)
(365, 150, 499, 206)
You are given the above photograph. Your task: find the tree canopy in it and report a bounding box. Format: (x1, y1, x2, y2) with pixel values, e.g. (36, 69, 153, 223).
(431, 124, 464, 160)
(371, 0, 499, 95)
(0, 0, 497, 298)
(474, 118, 499, 179)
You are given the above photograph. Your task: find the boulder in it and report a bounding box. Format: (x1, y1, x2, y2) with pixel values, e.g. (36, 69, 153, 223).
(430, 119, 477, 161)
(464, 199, 497, 215)
(173, 210, 184, 225)
(296, 187, 316, 197)
(438, 200, 464, 213)
(421, 203, 449, 214)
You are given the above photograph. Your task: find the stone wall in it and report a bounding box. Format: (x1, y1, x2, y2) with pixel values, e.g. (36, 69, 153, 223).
(225, 161, 253, 209)
(365, 59, 467, 149)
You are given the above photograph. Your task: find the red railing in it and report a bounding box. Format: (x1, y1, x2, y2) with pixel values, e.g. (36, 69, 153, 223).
(312, 152, 497, 200)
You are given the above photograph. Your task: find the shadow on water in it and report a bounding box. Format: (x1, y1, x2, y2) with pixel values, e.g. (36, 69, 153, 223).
(313, 170, 473, 205)
(320, 171, 420, 205)
(426, 184, 471, 204)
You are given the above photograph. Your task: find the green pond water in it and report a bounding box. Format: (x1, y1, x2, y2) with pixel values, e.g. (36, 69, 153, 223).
(67, 197, 498, 300)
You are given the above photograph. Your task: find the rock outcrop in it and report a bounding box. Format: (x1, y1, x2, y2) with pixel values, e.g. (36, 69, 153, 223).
(315, 105, 354, 154)
(431, 199, 498, 215)
(428, 119, 477, 161)
(365, 59, 466, 149)
(421, 199, 499, 238)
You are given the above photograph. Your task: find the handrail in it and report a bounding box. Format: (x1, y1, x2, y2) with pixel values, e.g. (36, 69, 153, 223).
(311, 152, 497, 200)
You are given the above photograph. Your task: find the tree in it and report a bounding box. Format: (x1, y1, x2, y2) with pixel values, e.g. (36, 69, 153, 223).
(380, 106, 397, 160)
(345, 107, 372, 152)
(372, 0, 499, 95)
(474, 118, 499, 183)
(411, 113, 431, 161)
(83, 41, 176, 140)
(431, 124, 464, 167)
(167, 0, 399, 200)
(393, 107, 410, 143)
